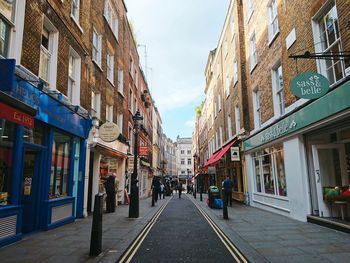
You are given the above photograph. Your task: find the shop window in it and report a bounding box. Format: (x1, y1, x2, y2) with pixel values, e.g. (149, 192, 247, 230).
(49, 132, 71, 199)
(0, 119, 15, 205)
(23, 121, 44, 145)
(253, 144, 287, 197)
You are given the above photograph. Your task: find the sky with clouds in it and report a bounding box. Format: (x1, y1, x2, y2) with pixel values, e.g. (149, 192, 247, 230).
(125, 0, 229, 141)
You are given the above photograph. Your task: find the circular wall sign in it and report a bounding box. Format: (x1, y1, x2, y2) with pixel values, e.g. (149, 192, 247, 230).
(290, 72, 330, 99)
(99, 122, 120, 142)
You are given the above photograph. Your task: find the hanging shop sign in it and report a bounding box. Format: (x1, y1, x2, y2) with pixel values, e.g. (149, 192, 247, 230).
(230, 147, 240, 161)
(244, 80, 350, 151)
(290, 72, 329, 99)
(99, 122, 120, 142)
(138, 146, 149, 156)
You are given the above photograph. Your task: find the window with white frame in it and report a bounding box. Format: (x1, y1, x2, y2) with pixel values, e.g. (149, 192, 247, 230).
(104, 0, 119, 40)
(230, 14, 235, 37)
(91, 91, 101, 118)
(181, 159, 185, 165)
(39, 17, 58, 87)
(117, 113, 123, 131)
(107, 53, 114, 83)
(218, 94, 221, 111)
(128, 89, 132, 110)
(253, 144, 287, 196)
(128, 125, 133, 154)
(253, 89, 261, 129)
(250, 33, 257, 70)
(235, 105, 240, 134)
(224, 39, 228, 57)
(181, 150, 184, 154)
(214, 102, 217, 118)
(71, 0, 80, 24)
(215, 130, 219, 150)
(313, 4, 348, 85)
(92, 28, 102, 66)
(225, 75, 230, 98)
(247, 0, 254, 20)
(233, 59, 238, 84)
(106, 104, 113, 122)
(219, 126, 223, 147)
(68, 48, 81, 105)
(118, 69, 124, 94)
(268, 0, 279, 41)
(0, 0, 15, 58)
(272, 63, 284, 116)
(187, 150, 191, 155)
(187, 159, 191, 165)
(228, 114, 233, 139)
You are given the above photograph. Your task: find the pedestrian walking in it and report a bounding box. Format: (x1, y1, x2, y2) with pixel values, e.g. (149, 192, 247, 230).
(104, 173, 116, 213)
(152, 177, 160, 202)
(222, 175, 233, 207)
(178, 183, 183, 198)
(160, 183, 165, 199)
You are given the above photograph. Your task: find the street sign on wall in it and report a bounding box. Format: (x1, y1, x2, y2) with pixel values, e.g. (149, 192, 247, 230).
(290, 72, 329, 99)
(99, 122, 120, 142)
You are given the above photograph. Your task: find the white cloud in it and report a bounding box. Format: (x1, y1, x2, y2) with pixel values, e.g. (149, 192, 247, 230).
(185, 119, 195, 129)
(154, 87, 202, 114)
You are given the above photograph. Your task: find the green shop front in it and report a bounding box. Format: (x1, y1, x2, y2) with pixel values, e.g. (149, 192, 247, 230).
(0, 60, 91, 247)
(244, 77, 350, 225)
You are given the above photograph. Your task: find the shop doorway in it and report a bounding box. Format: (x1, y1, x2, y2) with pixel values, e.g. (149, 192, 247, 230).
(72, 139, 80, 217)
(312, 144, 347, 217)
(21, 149, 42, 233)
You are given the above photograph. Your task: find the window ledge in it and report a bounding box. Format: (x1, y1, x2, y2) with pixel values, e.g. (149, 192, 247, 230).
(253, 192, 289, 201)
(247, 10, 254, 24)
(117, 90, 125, 98)
(268, 31, 280, 47)
(92, 60, 103, 72)
(250, 63, 258, 74)
(70, 14, 84, 33)
(107, 78, 115, 87)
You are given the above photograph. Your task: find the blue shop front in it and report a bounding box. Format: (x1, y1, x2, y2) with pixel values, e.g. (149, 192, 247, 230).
(0, 60, 91, 247)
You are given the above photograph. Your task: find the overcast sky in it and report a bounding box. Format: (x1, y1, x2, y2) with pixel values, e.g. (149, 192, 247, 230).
(125, 0, 229, 141)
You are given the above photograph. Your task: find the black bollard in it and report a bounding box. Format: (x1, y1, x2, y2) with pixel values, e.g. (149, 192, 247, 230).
(200, 187, 203, 202)
(89, 193, 104, 256)
(223, 191, 228, 220)
(193, 187, 196, 199)
(151, 187, 155, 207)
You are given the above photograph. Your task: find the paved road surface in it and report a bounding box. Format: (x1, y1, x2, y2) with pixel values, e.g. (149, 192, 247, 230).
(130, 195, 236, 263)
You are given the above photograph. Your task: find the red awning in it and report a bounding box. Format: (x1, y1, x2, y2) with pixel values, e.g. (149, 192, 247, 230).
(203, 139, 237, 168)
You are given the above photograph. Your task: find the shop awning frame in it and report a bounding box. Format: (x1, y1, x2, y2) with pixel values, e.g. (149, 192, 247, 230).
(203, 139, 237, 168)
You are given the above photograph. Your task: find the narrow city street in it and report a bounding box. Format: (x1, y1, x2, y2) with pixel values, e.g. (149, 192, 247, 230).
(124, 195, 244, 263)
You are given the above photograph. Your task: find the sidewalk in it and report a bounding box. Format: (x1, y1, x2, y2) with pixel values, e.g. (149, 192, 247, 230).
(189, 193, 350, 263)
(0, 196, 167, 263)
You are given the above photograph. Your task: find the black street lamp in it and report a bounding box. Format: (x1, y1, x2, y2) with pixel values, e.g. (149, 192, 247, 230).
(129, 110, 143, 218)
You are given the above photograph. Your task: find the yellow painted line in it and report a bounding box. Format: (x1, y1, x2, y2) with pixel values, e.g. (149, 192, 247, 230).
(191, 198, 249, 263)
(118, 197, 172, 263)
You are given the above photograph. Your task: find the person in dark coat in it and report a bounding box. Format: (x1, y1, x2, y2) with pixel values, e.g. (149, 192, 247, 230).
(222, 175, 233, 206)
(104, 173, 116, 213)
(178, 182, 183, 198)
(152, 177, 161, 202)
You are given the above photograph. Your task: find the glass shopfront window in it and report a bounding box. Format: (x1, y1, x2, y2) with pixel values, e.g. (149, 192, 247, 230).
(49, 132, 71, 199)
(23, 121, 44, 145)
(0, 119, 15, 205)
(253, 144, 287, 197)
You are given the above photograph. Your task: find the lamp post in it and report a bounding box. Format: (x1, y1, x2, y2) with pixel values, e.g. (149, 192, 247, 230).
(129, 110, 143, 218)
